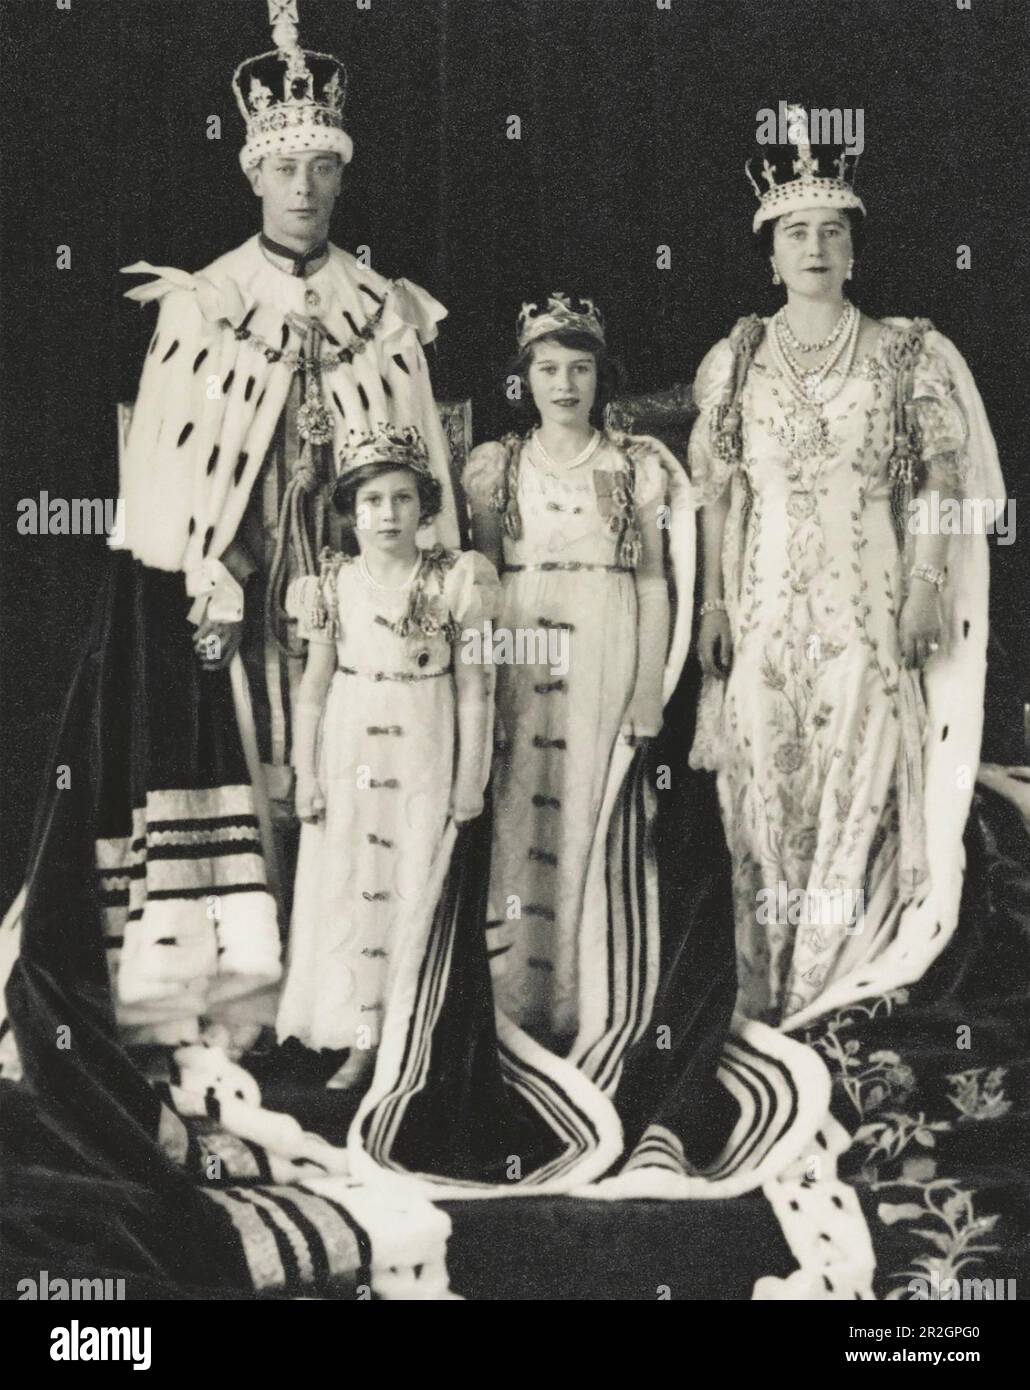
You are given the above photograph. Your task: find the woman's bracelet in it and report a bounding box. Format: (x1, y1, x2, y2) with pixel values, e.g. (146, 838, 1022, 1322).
(910, 563, 947, 594)
(700, 598, 728, 617)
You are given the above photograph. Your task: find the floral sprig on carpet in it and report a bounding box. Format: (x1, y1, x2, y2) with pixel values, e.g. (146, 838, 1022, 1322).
(946, 1067, 1012, 1123)
(805, 990, 912, 1119)
(853, 1112, 951, 1182)
(876, 1180, 1002, 1300)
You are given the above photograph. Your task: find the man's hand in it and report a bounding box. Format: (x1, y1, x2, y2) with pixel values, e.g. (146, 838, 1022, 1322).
(193, 617, 244, 672)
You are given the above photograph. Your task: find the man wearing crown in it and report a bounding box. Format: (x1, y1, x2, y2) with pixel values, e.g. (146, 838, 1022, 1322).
(1, 2, 459, 1059)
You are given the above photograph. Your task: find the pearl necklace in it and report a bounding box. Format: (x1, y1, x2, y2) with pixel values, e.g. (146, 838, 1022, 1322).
(771, 305, 860, 408)
(358, 550, 422, 591)
(531, 428, 602, 472)
(776, 300, 854, 354)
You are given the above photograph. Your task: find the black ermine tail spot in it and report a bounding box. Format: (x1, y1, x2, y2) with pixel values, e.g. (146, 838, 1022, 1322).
(941, 725, 948, 741)
(358, 383, 369, 410)
(206, 445, 220, 476)
(393, 353, 409, 375)
(234, 452, 248, 485)
(192, 348, 208, 373)
(332, 392, 344, 416)
(161, 339, 180, 363)
(222, 369, 235, 393)
(256, 389, 266, 410)
(963, 620, 970, 638)
(245, 375, 256, 401)
(381, 375, 393, 398)
(202, 526, 215, 556)
(148, 334, 160, 356)
(359, 283, 383, 305)
(324, 328, 341, 347)
(241, 306, 257, 332)
(280, 323, 290, 350)
(343, 311, 360, 336)
(177, 422, 194, 448)
(188, 517, 196, 537)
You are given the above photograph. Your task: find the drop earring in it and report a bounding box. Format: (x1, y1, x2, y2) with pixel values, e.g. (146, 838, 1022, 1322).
(846, 258, 855, 281)
(771, 264, 782, 286)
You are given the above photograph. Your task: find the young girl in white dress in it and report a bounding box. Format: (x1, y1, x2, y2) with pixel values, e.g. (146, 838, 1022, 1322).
(463, 293, 675, 1049)
(276, 423, 500, 1086)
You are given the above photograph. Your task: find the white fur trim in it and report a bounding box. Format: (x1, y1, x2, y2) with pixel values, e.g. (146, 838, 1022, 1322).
(239, 126, 353, 173)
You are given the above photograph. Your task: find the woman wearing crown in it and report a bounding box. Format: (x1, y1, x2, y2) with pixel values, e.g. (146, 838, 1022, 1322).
(275, 424, 499, 1084)
(463, 295, 688, 1050)
(689, 109, 1005, 1026)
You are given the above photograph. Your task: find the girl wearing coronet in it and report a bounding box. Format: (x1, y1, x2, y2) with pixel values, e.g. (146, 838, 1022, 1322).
(689, 107, 1005, 1026)
(464, 294, 680, 1050)
(276, 424, 500, 1086)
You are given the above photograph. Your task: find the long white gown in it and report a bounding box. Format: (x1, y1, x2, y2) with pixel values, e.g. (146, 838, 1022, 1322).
(688, 322, 973, 1024)
(276, 545, 500, 1052)
(463, 430, 666, 1042)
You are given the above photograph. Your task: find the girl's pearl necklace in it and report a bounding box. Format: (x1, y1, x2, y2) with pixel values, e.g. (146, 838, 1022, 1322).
(777, 299, 854, 354)
(358, 550, 422, 591)
(531, 427, 602, 471)
(771, 303, 860, 408)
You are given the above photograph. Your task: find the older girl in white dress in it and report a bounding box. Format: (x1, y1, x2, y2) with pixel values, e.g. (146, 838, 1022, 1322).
(464, 294, 677, 1048)
(277, 424, 499, 1084)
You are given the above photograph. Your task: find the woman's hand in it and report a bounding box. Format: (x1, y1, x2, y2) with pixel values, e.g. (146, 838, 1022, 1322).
(448, 784, 484, 824)
(194, 617, 245, 672)
(621, 690, 663, 743)
(898, 585, 943, 669)
(698, 610, 733, 678)
(295, 773, 325, 824)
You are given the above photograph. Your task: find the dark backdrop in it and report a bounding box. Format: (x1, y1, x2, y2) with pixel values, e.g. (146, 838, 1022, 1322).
(2, 0, 1027, 904)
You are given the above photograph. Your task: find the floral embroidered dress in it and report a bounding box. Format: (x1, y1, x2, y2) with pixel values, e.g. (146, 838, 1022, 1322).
(463, 430, 665, 1044)
(689, 320, 971, 1025)
(276, 545, 500, 1051)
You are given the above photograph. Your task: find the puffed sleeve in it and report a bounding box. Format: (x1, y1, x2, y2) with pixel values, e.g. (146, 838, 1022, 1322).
(442, 549, 503, 628)
(285, 573, 337, 645)
(461, 440, 508, 513)
(625, 435, 670, 514)
(911, 339, 972, 489)
(687, 337, 737, 506)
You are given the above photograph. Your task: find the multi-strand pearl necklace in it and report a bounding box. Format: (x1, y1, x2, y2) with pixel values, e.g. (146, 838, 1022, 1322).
(777, 299, 854, 354)
(771, 301, 860, 407)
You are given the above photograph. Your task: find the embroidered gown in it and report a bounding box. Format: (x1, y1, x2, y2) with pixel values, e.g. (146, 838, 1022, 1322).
(275, 546, 500, 1052)
(688, 321, 972, 1024)
(463, 430, 666, 1044)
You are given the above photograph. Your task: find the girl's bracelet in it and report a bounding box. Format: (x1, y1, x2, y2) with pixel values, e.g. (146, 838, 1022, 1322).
(700, 598, 728, 617)
(910, 563, 947, 594)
